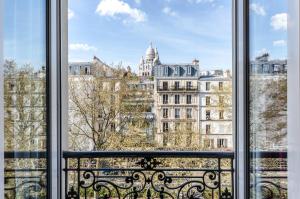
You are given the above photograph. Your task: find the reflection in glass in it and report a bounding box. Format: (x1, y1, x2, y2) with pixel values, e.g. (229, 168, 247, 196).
(249, 0, 287, 198)
(3, 0, 47, 198)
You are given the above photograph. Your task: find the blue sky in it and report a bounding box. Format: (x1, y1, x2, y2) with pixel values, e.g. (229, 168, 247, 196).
(4, 0, 46, 69)
(250, 0, 287, 60)
(3, 0, 287, 71)
(69, 0, 233, 71)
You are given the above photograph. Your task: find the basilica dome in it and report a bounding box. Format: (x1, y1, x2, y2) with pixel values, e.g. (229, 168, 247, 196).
(145, 44, 155, 60)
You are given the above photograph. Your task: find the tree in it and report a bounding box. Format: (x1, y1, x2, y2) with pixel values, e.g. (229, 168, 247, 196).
(4, 60, 46, 151)
(68, 63, 152, 151)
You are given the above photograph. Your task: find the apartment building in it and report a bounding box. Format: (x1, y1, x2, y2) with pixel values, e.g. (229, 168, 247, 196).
(152, 60, 201, 147)
(199, 70, 233, 150)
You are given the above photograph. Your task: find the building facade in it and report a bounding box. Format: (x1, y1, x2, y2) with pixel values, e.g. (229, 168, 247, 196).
(199, 71, 233, 150)
(153, 60, 201, 147)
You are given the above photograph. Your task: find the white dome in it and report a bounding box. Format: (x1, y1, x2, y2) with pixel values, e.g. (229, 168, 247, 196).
(145, 44, 155, 60)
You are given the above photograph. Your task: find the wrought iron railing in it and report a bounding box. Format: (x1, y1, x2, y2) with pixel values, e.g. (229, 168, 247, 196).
(3, 151, 287, 199)
(4, 151, 47, 199)
(63, 151, 234, 199)
(157, 86, 199, 92)
(250, 151, 287, 199)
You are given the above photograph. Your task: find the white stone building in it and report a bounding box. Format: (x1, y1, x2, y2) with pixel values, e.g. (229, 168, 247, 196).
(138, 43, 161, 77)
(199, 70, 233, 150)
(153, 60, 201, 147)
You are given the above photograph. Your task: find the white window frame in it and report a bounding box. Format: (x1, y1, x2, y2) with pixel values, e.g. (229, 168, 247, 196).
(287, 1, 300, 198)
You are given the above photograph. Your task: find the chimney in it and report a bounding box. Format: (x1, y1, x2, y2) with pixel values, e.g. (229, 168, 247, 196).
(192, 59, 199, 66)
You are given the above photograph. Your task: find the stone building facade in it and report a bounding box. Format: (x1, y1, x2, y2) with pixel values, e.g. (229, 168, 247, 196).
(152, 61, 201, 147)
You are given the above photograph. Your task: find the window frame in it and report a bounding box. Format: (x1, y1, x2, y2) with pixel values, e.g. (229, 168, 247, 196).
(1, 0, 298, 198)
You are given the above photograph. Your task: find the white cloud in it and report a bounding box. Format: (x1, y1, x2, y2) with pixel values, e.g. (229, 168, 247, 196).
(69, 43, 98, 51)
(163, 7, 177, 17)
(250, 3, 266, 16)
(271, 13, 287, 31)
(68, 8, 75, 20)
(273, 40, 286, 47)
(96, 0, 146, 23)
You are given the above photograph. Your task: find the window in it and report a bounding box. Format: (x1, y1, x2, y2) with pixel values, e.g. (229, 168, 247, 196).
(187, 66, 192, 75)
(163, 66, 168, 75)
(219, 110, 224, 120)
(186, 95, 192, 104)
(174, 81, 180, 90)
(175, 108, 180, 119)
(163, 108, 168, 118)
(206, 124, 211, 134)
(206, 96, 211, 106)
(206, 82, 210, 91)
(3, 1, 49, 197)
(217, 139, 227, 148)
(219, 82, 223, 90)
(186, 122, 192, 131)
(204, 139, 214, 149)
(163, 82, 168, 90)
(163, 94, 168, 104)
(174, 123, 181, 131)
(219, 96, 224, 105)
(249, 1, 288, 198)
(206, 110, 211, 120)
(175, 95, 180, 104)
(186, 108, 192, 119)
(186, 81, 192, 90)
(174, 66, 179, 76)
(163, 122, 169, 132)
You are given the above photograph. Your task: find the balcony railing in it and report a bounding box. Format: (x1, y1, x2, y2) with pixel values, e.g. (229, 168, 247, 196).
(157, 86, 199, 92)
(4, 151, 47, 199)
(3, 151, 287, 199)
(63, 151, 234, 199)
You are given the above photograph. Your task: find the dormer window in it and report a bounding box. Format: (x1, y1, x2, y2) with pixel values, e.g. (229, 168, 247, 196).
(187, 66, 192, 75)
(174, 66, 179, 75)
(163, 66, 168, 76)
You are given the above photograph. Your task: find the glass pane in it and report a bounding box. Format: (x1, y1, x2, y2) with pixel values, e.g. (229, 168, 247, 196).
(3, 0, 48, 198)
(249, 0, 287, 198)
(68, 0, 233, 152)
(66, 1, 234, 198)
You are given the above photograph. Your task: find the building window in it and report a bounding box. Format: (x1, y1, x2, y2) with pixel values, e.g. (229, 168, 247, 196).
(206, 110, 211, 120)
(174, 66, 179, 75)
(219, 110, 224, 119)
(175, 95, 180, 104)
(163, 122, 169, 132)
(217, 139, 228, 148)
(175, 108, 180, 119)
(174, 81, 180, 90)
(186, 122, 192, 131)
(175, 123, 180, 131)
(163, 108, 168, 118)
(204, 139, 214, 149)
(206, 124, 211, 134)
(187, 66, 192, 75)
(206, 96, 211, 106)
(163, 94, 168, 104)
(206, 82, 210, 91)
(219, 82, 223, 90)
(162, 82, 168, 90)
(219, 96, 224, 105)
(186, 81, 192, 90)
(164, 66, 168, 75)
(186, 95, 192, 104)
(186, 108, 192, 119)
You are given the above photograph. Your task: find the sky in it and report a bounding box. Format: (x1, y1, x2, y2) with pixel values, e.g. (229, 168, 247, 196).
(3, 0, 287, 72)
